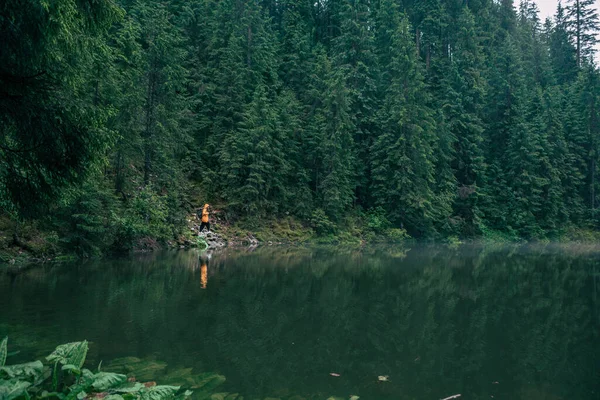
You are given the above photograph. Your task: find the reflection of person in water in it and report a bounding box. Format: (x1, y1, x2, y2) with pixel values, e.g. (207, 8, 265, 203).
(201, 260, 208, 289)
(199, 253, 210, 289)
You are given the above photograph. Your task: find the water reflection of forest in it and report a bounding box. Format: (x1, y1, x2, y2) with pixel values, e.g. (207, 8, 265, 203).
(1, 244, 598, 400)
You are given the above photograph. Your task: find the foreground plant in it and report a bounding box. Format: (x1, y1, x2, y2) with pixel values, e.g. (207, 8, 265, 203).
(0, 337, 191, 400)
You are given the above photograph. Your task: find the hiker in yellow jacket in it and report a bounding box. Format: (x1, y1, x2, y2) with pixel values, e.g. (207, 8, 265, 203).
(199, 203, 211, 233)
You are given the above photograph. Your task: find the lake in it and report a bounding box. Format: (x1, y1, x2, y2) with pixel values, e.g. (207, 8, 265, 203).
(1, 244, 598, 399)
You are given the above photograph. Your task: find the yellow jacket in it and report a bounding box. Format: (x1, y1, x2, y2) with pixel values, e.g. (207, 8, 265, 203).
(202, 204, 209, 223)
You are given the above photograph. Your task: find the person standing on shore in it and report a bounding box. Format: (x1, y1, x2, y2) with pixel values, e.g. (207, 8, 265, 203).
(199, 203, 210, 233)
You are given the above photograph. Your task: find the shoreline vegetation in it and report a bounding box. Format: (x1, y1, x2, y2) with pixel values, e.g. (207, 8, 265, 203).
(3, 211, 600, 266)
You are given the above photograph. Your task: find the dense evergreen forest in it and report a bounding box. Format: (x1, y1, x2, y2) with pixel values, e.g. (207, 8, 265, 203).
(2, 0, 600, 255)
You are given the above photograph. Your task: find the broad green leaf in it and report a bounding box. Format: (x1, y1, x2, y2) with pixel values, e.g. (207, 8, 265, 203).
(0, 378, 31, 400)
(190, 373, 226, 391)
(47, 341, 89, 369)
(0, 336, 7, 367)
(91, 371, 128, 391)
(113, 382, 145, 393)
(81, 369, 94, 380)
(139, 384, 180, 400)
(38, 390, 66, 399)
(0, 360, 44, 381)
(105, 395, 125, 400)
(62, 364, 82, 375)
(65, 371, 95, 400)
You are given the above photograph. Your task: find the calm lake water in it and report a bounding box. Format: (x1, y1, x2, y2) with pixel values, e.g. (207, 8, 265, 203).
(1, 244, 598, 399)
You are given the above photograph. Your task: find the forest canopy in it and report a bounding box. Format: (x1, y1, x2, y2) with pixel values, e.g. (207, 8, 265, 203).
(2, 0, 600, 253)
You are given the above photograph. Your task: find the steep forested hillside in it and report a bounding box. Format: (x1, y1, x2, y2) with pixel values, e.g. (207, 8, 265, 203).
(2, 0, 600, 256)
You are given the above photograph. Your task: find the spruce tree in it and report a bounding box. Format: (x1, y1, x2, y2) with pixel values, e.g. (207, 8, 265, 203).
(304, 47, 355, 221)
(565, 0, 600, 66)
(484, 33, 528, 232)
(129, 0, 190, 187)
(220, 84, 290, 216)
(108, 14, 145, 198)
(549, 2, 578, 84)
(371, 3, 438, 235)
(331, 0, 379, 207)
(518, 0, 553, 88)
(443, 7, 488, 235)
(538, 87, 574, 230)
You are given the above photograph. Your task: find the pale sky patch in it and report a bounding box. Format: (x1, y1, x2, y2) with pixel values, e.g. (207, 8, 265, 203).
(535, 0, 600, 22)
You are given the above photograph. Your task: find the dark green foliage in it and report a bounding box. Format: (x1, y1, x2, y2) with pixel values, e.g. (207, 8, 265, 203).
(52, 179, 119, 257)
(0, 0, 123, 218)
(4, 0, 600, 249)
(0, 338, 193, 399)
(309, 208, 337, 236)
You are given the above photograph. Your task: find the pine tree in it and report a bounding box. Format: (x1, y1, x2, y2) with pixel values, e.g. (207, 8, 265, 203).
(275, 89, 313, 216)
(518, 0, 553, 88)
(331, 0, 379, 207)
(565, 0, 600, 66)
(278, 0, 315, 93)
(220, 84, 291, 216)
(561, 84, 588, 223)
(191, 0, 280, 195)
(538, 87, 574, 230)
(443, 7, 488, 235)
(108, 14, 145, 198)
(371, 4, 438, 235)
(549, 2, 578, 84)
(128, 1, 190, 187)
(304, 47, 355, 221)
(504, 88, 550, 237)
(498, 0, 518, 36)
(572, 66, 600, 222)
(484, 33, 530, 232)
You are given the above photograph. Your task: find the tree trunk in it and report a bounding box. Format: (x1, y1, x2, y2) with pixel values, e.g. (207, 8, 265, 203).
(577, 0, 581, 67)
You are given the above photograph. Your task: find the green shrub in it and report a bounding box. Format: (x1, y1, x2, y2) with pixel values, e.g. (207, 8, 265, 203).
(365, 206, 392, 233)
(309, 208, 337, 236)
(383, 228, 410, 242)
